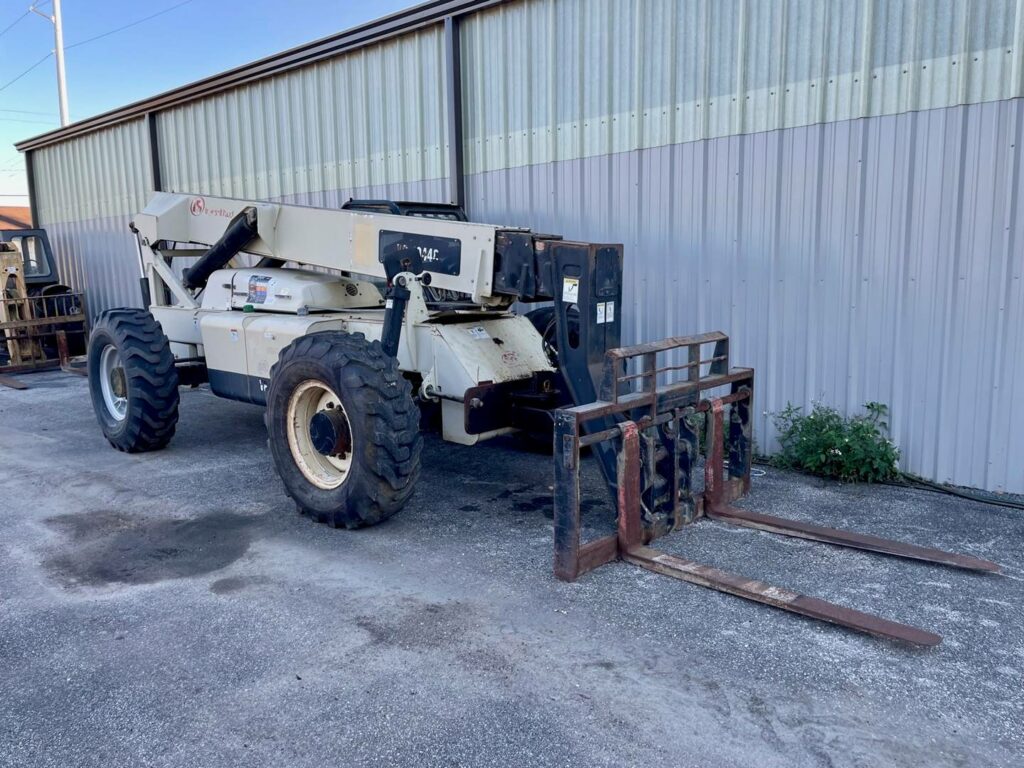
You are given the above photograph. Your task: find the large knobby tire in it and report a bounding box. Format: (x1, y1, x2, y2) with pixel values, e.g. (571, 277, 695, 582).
(265, 331, 422, 528)
(87, 308, 179, 452)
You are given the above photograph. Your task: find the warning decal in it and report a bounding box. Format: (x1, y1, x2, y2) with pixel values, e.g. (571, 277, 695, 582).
(247, 275, 275, 305)
(562, 277, 579, 303)
(596, 301, 617, 324)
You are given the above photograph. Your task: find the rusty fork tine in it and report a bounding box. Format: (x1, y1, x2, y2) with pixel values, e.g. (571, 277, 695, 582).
(559, 335, 996, 646)
(705, 506, 1001, 574)
(622, 545, 942, 646)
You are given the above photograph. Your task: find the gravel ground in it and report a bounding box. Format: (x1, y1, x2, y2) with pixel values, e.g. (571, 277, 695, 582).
(0, 371, 1021, 767)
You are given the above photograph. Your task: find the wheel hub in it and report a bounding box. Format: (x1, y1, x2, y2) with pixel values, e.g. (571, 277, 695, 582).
(110, 367, 127, 399)
(98, 343, 128, 421)
(309, 408, 351, 457)
(285, 380, 354, 490)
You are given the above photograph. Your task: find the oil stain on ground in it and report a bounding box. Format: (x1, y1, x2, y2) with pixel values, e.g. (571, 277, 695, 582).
(209, 574, 269, 594)
(355, 599, 473, 652)
(44, 510, 257, 587)
(510, 496, 606, 518)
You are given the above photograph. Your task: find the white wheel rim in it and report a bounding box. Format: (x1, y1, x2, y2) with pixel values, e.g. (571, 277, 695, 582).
(99, 344, 128, 421)
(286, 380, 354, 490)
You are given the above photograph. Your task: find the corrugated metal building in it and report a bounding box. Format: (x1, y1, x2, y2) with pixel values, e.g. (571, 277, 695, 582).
(16, 0, 1024, 493)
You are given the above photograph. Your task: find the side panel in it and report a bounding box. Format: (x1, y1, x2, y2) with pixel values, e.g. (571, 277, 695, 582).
(150, 306, 202, 349)
(243, 316, 346, 381)
(199, 314, 251, 402)
(192, 306, 549, 445)
(434, 315, 553, 384)
(199, 314, 344, 405)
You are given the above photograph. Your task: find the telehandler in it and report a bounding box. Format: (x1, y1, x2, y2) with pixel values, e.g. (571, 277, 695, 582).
(87, 192, 998, 645)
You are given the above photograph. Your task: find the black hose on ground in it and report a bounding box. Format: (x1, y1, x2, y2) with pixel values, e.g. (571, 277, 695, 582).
(752, 455, 1024, 512)
(889, 473, 1024, 512)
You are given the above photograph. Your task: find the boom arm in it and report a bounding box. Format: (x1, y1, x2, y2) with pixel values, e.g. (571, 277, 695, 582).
(134, 192, 508, 305)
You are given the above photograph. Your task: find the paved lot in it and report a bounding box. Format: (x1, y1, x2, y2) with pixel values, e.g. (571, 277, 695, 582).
(1, 371, 1021, 767)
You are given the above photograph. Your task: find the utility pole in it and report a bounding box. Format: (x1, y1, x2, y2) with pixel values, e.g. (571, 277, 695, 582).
(31, 0, 70, 126)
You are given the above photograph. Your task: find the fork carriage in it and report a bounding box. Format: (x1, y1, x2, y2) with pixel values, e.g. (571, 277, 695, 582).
(552, 332, 999, 647)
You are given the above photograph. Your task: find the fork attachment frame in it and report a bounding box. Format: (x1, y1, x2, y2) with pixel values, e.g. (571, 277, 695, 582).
(552, 333, 999, 646)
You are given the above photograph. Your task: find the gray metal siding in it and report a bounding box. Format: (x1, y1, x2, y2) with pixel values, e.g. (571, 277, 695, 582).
(461, 0, 1024, 174)
(276, 178, 448, 208)
(33, 118, 153, 224)
(32, 119, 153, 314)
(43, 216, 142, 317)
(157, 26, 449, 200)
(466, 97, 1024, 493)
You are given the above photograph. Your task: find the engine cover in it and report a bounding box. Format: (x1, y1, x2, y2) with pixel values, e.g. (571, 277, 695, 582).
(201, 268, 383, 313)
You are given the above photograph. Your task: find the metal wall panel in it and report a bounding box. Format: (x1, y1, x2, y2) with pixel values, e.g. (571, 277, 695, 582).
(42, 216, 142, 317)
(466, 97, 1024, 493)
(32, 119, 153, 314)
(276, 178, 448, 208)
(157, 26, 449, 200)
(33, 118, 153, 225)
(461, 0, 1024, 174)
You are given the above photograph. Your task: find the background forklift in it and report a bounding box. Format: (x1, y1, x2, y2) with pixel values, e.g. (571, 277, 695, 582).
(0, 227, 86, 387)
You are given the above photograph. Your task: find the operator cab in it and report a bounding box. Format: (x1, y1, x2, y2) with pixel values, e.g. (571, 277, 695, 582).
(0, 228, 64, 295)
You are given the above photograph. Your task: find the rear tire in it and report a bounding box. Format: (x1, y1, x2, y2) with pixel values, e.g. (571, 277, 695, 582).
(87, 309, 179, 452)
(525, 305, 579, 368)
(265, 331, 422, 528)
(519, 306, 580, 452)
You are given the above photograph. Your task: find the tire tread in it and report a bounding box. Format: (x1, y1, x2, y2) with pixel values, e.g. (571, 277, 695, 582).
(266, 331, 422, 528)
(88, 309, 179, 452)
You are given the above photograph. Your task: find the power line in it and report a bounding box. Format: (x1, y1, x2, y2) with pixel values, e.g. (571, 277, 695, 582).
(0, 116, 59, 125)
(0, 108, 59, 117)
(66, 0, 196, 50)
(0, 9, 30, 39)
(0, 52, 53, 95)
(0, 0, 196, 103)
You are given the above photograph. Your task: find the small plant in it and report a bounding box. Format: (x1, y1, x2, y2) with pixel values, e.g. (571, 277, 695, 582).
(771, 401, 900, 482)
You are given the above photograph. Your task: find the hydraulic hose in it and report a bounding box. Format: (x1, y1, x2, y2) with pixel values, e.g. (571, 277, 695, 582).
(181, 206, 259, 290)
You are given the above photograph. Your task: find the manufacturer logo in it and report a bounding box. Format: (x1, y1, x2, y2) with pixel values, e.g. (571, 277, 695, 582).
(189, 196, 234, 218)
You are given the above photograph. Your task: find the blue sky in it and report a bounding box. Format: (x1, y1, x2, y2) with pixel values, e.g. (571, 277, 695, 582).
(0, 0, 413, 206)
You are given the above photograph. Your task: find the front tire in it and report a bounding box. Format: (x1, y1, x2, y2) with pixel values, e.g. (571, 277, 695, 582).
(265, 331, 422, 528)
(87, 309, 179, 452)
